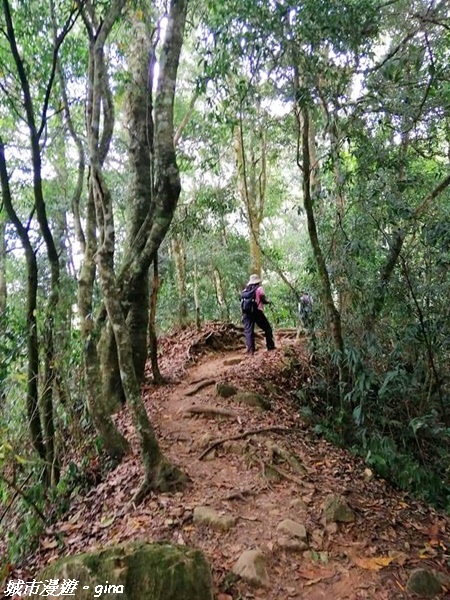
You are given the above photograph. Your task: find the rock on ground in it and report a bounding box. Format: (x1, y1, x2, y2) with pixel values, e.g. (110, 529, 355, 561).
(39, 542, 214, 600)
(232, 549, 269, 587)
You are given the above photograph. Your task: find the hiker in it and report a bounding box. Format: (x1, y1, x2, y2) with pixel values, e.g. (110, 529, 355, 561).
(240, 274, 275, 354)
(298, 290, 312, 329)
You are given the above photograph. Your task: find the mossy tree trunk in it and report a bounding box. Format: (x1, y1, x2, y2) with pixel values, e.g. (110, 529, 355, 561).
(120, 10, 155, 383)
(115, 0, 188, 294)
(234, 111, 267, 276)
(85, 0, 187, 501)
(77, 185, 129, 461)
(149, 254, 163, 384)
(213, 267, 228, 320)
(76, 2, 129, 462)
(100, 0, 189, 404)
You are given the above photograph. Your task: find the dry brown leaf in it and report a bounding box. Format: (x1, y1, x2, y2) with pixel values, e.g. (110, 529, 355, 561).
(389, 550, 408, 566)
(304, 577, 327, 587)
(59, 521, 83, 532)
(352, 555, 394, 570)
(99, 517, 115, 528)
(298, 568, 335, 580)
(40, 539, 58, 550)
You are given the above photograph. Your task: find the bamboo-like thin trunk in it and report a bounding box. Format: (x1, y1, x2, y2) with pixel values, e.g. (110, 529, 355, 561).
(171, 235, 188, 325)
(213, 267, 228, 320)
(193, 258, 201, 330)
(0, 215, 6, 315)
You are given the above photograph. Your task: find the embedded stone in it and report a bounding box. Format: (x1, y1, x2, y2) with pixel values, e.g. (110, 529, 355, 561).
(276, 519, 307, 542)
(232, 550, 268, 587)
(289, 498, 308, 512)
(323, 494, 355, 523)
(277, 537, 308, 552)
(406, 568, 442, 598)
(223, 440, 247, 455)
(39, 542, 213, 600)
(233, 391, 271, 411)
(193, 506, 236, 532)
(216, 383, 238, 398)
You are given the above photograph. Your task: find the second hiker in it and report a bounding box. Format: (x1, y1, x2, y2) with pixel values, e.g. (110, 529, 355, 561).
(240, 273, 275, 355)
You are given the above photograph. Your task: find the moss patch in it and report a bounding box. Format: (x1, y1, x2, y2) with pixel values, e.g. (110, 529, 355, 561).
(39, 542, 213, 600)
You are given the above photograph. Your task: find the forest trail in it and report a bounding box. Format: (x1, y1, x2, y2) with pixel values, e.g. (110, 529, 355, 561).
(7, 325, 450, 599)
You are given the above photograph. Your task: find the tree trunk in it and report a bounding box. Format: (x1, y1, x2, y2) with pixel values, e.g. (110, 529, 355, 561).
(0, 214, 7, 315)
(74, 7, 130, 459)
(77, 185, 129, 461)
(213, 267, 228, 320)
(85, 0, 187, 502)
(121, 10, 156, 383)
(171, 234, 189, 325)
(115, 0, 188, 297)
(99, 0, 188, 404)
(148, 254, 163, 383)
(193, 258, 201, 330)
(296, 95, 348, 393)
(234, 117, 266, 275)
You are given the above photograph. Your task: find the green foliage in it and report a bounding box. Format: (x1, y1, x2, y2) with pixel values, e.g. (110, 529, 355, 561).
(0, 306, 26, 401)
(298, 330, 450, 512)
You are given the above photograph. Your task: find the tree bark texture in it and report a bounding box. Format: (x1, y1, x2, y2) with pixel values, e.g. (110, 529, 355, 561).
(148, 254, 163, 383)
(99, 0, 188, 404)
(85, 0, 187, 500)
(117, 0, 188, 292)
(213, 267, 228, 320)
(298, 102, 348, 390)
(77, 186, 129, 461)
(76, 3, 130, 461)
(234, 118, 266, 276)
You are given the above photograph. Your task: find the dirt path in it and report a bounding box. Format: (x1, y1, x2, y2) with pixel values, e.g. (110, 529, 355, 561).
(150, 343, 410, 599)
(11, 329, 450, 599)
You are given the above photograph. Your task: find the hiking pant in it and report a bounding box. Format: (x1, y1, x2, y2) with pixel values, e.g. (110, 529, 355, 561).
(242, 310, 275, 352)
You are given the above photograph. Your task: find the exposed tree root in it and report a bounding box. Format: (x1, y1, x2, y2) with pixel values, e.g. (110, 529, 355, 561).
(184, 378, 216, 396)
(132, 460, 190, 506)
(198, 426, 306, 460)
(261, 461, 305, 487)
(222, 488, 258, 501)
(266, 441, 308, 475)
(182, 405, 238, 418)
(187, 323, 246, 358)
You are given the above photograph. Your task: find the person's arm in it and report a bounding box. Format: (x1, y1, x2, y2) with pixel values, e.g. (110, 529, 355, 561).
(259, 286, 271, 304)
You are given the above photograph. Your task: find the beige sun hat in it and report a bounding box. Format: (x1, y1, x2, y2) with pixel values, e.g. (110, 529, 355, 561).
(248, 273, 261, 285)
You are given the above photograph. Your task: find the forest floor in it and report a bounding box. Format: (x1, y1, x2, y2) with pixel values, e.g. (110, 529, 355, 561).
(2, 323, 450, 599)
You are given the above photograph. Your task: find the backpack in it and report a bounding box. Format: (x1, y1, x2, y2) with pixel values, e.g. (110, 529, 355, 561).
(240, 285, 258, 316)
